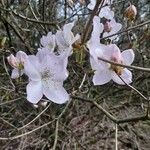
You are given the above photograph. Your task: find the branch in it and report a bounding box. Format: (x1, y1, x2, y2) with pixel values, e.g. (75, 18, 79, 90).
(101, 20, 150, 40)
(81, 0, 104, 44)
(0, 100, 71, 141)
(71, 95, 150, 124)
(98, 57, 150, 73)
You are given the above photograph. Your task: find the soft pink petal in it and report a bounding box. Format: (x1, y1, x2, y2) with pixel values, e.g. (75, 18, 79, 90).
(103, 19, 122, 40)
(111, 69, 132, 85)
(16, 51, 28, 63)
(63, 22, 74, 45)
(93, 69, 111, 85)
(102, 44, 121, 61)
(11, 69, 20, 79)
(99, 6, 114, 20)
(26, 81, 43, 104)
(92, 16, 104, 44)
(121, 49, 135, 65)
(40, 32, 55, 51)
(87, 0, 96, 10)
(56, 30, 69, 50)
(24, 56, 41, 81)
(42, 52, 69, 81)
(42, 80, 69, 104)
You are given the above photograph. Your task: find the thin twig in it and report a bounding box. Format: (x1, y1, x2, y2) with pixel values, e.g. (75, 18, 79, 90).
(115, 123, 118, 150)
(81, 0, 103, 44)
(0, 100, 71, 141)
(102, 20, 150, 40)
(52, 119, 59, 150)
(98, 57, 150, 73)
(71, 95, 150, 124)
(18, 103, 51, 130)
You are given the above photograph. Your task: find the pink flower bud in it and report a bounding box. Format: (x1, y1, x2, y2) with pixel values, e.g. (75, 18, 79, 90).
(104, 21, 112, 33)
(124, 4, 137, 20)
(7, 54, 19, 68)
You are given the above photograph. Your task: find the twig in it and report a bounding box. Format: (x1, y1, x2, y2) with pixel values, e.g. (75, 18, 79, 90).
(79, 73, 86, 89)
(102, 20, 150, 40)
(0, 100, 71, 141)
(18, 103, 51, 130)
(81, 0, 103, 44)
(71, 95, 150, 124)
(98, 57, 150, 73)
(118, 75, 148, 101)
(1, 17, 33, 54)
(2, 56, 15, 89)
(115, 123, 118, 150)
(52, 119, 59, 150)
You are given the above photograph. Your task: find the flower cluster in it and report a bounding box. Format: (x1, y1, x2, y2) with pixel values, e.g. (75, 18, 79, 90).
(7, 2, 135, 105)
(7, 22, 79, 104)
(87, 2, 135, 85)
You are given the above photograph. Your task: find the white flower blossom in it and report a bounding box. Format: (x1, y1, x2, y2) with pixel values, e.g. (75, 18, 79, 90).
(90, 44, 135, 85)
(7, 51, 28, 79)
(103, 19, 122, 40)
(24, 49, 69, 104)
(88, 0, 114, 10)
(40, 32, 55, 52)
(56, 22, 80, 55)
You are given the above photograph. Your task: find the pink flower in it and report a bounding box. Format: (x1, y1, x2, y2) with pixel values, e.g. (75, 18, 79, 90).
(103, 19, 122, 40)
(40, 32, 55, 52)
(88, 0, 114, 10)
(24, 49, 69, 104)
(99, 6, 114, 20)
(90, 44, 135, 85)
(7, 51, 28, 79)
(56, 22, 80, 55)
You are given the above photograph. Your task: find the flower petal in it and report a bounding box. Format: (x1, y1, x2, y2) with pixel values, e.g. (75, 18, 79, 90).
(93, 69, 111, 85)
(111, 68, 132, 85)
(87, 0, 96, 10)
(63, 22, 74, 45)
(24, 55, 41, 81)
(40, 32, 55, 51)
(26, 81, 43, 104)
(43, 80, 69, 104)
(56, 30, 69, 50)
(92, 16, 104, 44)
(41, 52, 69, 81)
(99, 6, 114, 20)
(11, 69, 20, 79)
(121, 49, 135, 65)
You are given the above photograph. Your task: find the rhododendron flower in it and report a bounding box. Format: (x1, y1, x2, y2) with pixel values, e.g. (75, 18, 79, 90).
(90, 44, 135, 85)
(103, 19, 122, 40)
(88, 0, 114, 10)
(7, 51, 28, 79)
(87, 16, 106, 70)
(40, 32, 55, 52)
(24, 49, 69, 104)
(56, 22, 80, 55)
(99, 6, 114, 20)
(87, 16, 104, 49)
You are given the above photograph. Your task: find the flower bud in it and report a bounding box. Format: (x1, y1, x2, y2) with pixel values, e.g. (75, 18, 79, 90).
(72, 38, 82, 50)
(104, 21, 112, 33)
(7, 54, 19, 68)
(79, 0, 85, 5)
(67, 0, 74, 7)
(124, 4, 137, 20)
